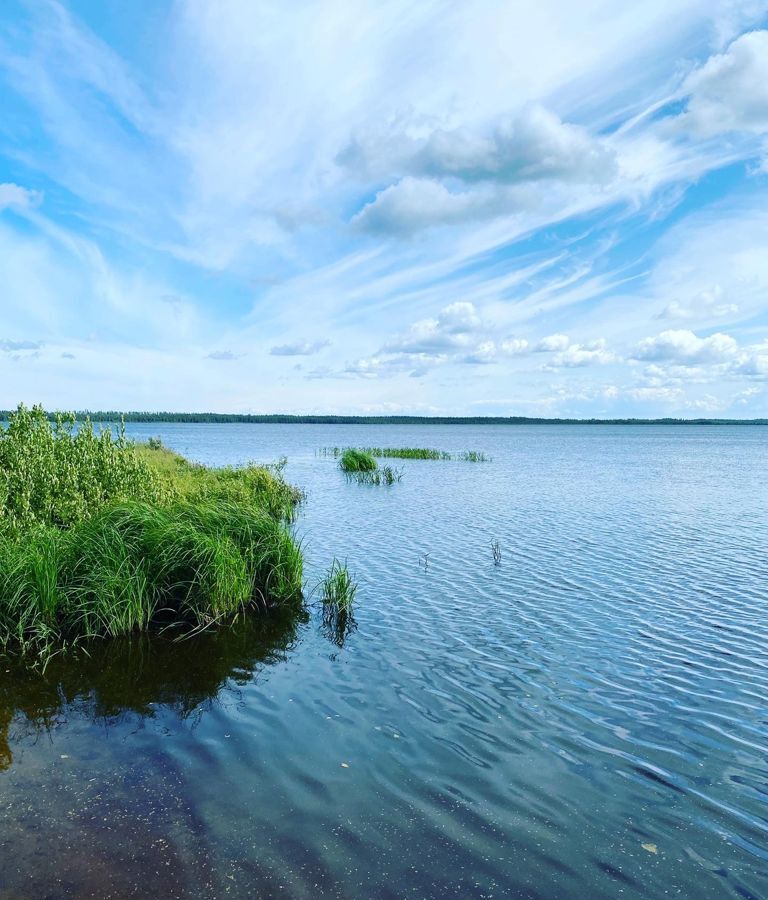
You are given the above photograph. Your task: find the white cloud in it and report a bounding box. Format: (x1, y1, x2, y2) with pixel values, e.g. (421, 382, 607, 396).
(674, 30, 768, 137)
(549, 339, 616, 368)
(383, 301, 482, 354)
(634, 330, 740, 365)
(342, 104, 615, 185)
(206, 350, 238, 361)
(270, 339, 330, 356)
(627, 386, 684, 403)
(0, 183, 42, 213)
(352, 177, 520, 235)
(658, 285, 739, 320)
(536, 333, 570, 352)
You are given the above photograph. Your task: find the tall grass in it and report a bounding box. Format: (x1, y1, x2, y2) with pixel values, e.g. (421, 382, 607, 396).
(348, 465, 403, 485)
(320, 559, 357, 648)
(0, 405, 304, 657)
(320, 446, 489, 462)
(338, 448, 377, 472)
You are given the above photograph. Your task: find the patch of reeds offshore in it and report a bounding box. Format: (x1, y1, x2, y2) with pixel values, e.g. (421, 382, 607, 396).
(320, 446, 489, 462)
(338, 448, 378, 472)
(0, 405, 304, 657)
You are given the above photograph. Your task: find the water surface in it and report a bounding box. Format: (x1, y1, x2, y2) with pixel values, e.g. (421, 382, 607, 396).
(1, 424, 767, 898)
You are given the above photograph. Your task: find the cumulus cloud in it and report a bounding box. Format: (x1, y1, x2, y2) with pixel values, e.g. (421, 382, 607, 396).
(549, 338, 616, 368)
(270, 339, 330, 356)
(348, 105, 616, 234)
(634, 329, 739, 365)
(342, 104, 616, 185)
(535, 333, 570, 352)
(0, 183, 42, 213)
(383, 301, 482, 354)
(206, 350, 238, 361)
(352, 177, 517, 235)
(673, 30, 768, 137)
(658, 285, 739, 320)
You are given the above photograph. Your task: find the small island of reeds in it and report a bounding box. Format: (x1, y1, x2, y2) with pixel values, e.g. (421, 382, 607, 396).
(0, 405, 304, 658)
(321, 446, 490, 462)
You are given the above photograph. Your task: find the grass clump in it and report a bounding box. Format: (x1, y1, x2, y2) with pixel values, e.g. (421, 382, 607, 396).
(320, 559, 357, 648)
(0, 405, 304, 657)
(321, 558, 357, 609)
(339, 448, 378, 473)
(351, 465, 403, 485)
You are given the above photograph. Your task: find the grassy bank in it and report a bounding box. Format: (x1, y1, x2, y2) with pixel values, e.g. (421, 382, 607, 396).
(0, 405, 303, 656)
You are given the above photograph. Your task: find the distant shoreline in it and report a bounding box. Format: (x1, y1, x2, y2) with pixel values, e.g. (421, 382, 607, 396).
(2, 411, 766, 425)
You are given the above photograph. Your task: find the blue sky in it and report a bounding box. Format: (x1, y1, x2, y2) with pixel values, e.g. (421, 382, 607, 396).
(1, 0, 768, 416)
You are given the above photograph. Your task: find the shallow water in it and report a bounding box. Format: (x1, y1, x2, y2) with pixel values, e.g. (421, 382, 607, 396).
(1, 424, 767, 899)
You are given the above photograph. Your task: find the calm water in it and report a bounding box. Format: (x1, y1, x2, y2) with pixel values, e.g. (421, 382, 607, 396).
(1, 424, 767, 899)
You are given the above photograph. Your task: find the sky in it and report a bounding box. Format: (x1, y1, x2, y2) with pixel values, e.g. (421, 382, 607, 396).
(1, 1, 768, 417)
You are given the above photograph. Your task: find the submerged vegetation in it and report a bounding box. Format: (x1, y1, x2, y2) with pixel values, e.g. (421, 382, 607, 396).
(0, 405, 303, 657)
(320, 446, 490, 462)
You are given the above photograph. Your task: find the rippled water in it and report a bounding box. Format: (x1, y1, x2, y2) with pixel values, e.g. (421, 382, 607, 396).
(1, 424, 767, 899)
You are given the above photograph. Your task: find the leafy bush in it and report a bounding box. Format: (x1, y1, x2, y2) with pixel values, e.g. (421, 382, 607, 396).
(0, 404, 166, 532)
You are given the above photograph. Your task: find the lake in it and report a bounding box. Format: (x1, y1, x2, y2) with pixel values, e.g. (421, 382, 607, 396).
(1, 424, 767, 898)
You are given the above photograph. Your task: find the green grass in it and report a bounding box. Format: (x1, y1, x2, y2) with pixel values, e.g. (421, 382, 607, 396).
(320, 559, 357, 648)
(338, 448, 378, 472)
(348, 465, 403, 485)
(320, 446, 489, 462)
(0, 404, 304, 658)
(321, 558, 357, 609)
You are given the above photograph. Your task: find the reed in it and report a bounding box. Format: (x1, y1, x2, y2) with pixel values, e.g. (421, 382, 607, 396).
(320, 446, 490, 462)
(338, 448, 378, 472)
(321, 558, 357, 609)
(0, 404, 304, 657)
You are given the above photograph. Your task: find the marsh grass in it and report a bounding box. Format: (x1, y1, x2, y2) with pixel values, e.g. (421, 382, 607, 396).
(320, 446, 489, 462)
(338, 448, 377, 472)
(0, 405, 304, 658)
(320, 559, 357, 648)
(348, 465, 403, 485)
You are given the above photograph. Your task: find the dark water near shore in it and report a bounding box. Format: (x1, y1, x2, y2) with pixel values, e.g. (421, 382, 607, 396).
(1, 424, 767, 899)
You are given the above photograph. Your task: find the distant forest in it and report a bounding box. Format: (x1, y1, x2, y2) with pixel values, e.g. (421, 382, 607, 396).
(1, 411, 766, 425)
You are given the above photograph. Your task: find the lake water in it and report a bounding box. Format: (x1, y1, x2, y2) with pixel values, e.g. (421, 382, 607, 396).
(1, 424, 767, 898)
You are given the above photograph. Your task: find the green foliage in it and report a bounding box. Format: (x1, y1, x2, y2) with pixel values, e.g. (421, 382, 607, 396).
(339, 448, 378, 472)
(0, 405, 305, 657)
(321, 559, 357, 609)
(349, 465, 403, 485)
(0, 404, 166, 532)
(320, 445, 489, 462)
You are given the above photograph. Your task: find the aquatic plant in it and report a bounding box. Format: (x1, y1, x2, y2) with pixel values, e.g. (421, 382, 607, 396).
(320, 445, 489, 462)
(339, 448, 378, 472)
(320, 559, 357, 648)
(491, 539, 502, 565)
(348, 465, 403, 486)
(458, 450, 489, 462)
(321, 558, 357, 609)
(0, 405, 305, 657)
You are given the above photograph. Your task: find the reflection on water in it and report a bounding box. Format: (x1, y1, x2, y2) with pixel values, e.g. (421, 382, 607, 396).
(0, 610, 306, 773)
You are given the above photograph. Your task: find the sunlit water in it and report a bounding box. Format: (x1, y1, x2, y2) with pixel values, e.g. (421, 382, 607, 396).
(1, 424, 767, 899)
